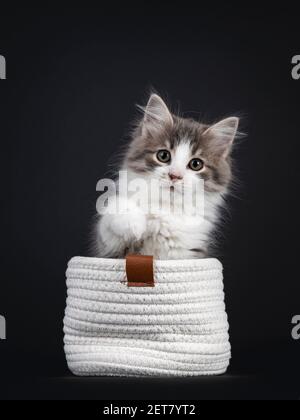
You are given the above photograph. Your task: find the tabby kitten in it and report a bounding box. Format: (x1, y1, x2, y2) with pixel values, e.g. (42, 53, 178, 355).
(94, 94, 239, 260)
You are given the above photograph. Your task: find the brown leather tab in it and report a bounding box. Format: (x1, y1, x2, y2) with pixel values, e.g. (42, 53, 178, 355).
(126, 255, 155, 288)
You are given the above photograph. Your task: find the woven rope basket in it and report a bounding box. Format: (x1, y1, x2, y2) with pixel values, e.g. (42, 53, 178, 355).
(64, 256, 231, 377)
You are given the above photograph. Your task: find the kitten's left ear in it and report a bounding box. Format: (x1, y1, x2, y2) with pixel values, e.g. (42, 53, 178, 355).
(204, 117, 239, 158)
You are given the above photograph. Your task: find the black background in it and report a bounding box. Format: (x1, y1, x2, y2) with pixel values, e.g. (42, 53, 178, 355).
(0, 5, 300, 400)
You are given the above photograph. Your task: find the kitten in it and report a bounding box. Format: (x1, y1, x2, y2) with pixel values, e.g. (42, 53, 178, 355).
(94, 94, 239, 260)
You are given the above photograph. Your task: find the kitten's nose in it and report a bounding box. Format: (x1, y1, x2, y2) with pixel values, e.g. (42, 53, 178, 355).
(169, 172, 183, 182)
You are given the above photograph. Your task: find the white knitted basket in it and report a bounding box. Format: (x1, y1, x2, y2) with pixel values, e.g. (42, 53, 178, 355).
(64, 257, 231, 377)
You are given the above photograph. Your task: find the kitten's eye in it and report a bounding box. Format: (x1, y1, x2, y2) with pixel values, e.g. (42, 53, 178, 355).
(157, 150, 171, 164)
(189, 158, 204, 171)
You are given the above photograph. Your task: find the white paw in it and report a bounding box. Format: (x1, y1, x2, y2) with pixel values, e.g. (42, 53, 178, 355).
(110, 213, 147, 242)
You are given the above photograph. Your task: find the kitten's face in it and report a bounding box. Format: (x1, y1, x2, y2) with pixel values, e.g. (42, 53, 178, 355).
(125, 95, 239, 193)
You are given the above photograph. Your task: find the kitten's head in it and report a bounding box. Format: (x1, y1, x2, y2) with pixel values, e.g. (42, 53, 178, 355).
(125, 94, 239, 193)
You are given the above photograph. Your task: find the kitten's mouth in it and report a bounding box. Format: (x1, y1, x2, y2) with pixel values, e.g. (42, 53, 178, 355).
(162, 179, 179, 188)
(154, 176, 183, 190)
(165, 180, 183, 192)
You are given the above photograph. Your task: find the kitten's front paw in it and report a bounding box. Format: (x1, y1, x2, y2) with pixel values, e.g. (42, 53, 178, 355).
(110, 213, 147, 242)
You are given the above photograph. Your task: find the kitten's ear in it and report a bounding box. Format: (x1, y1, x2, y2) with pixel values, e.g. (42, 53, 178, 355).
(203, 117, 239, 158)
(142, 94, 173, 135)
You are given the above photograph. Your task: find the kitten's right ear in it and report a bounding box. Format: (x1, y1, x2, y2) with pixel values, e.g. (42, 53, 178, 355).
(141, 94, 173, 135)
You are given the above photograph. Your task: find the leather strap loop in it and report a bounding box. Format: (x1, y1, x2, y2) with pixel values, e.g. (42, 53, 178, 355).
(126, 255, 155, 288)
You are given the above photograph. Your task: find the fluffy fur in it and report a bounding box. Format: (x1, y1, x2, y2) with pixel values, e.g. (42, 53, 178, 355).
(94, 94, 240, 260)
